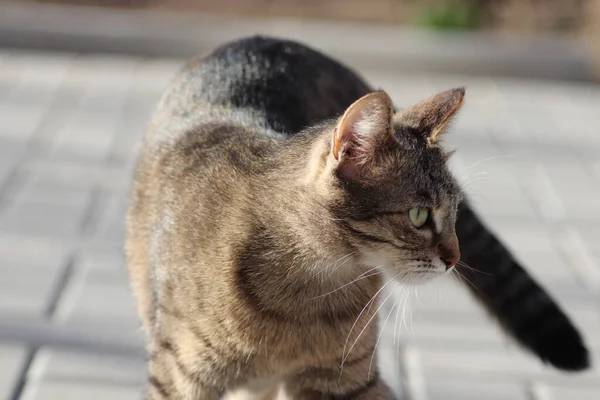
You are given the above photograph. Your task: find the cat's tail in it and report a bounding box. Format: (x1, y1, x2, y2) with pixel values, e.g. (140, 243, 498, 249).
(454, 202, 590, 371)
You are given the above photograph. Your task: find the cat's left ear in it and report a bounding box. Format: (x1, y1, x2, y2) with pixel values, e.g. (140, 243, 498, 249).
(331, 91, 394, 180)
(394, 87, 465, 145)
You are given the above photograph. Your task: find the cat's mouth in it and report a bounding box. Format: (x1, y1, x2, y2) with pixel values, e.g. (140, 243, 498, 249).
(399, 257, 450, 284)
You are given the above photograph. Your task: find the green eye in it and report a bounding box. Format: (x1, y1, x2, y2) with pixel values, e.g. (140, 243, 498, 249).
(409, 207, 429, 228)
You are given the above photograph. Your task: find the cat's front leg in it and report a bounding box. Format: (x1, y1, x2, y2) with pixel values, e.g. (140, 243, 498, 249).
(284, 366, 395, 400)
(146, 340, 225, 400)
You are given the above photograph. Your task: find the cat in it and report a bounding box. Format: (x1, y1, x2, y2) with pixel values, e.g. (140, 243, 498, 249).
(126, 36, 589, 400)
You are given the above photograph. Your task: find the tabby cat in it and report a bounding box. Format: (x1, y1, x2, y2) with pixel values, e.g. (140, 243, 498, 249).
(126, 36, 589, 400)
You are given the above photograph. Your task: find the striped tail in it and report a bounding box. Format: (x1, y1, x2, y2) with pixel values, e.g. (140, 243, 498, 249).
(454, 202, 589, 371)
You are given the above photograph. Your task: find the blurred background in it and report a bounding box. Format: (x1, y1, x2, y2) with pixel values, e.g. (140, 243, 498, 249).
(0, 1, 599, 399)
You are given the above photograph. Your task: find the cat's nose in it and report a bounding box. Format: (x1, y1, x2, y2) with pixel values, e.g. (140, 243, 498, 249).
(440, 253, 459, 270)
(436, 235, 460, 270)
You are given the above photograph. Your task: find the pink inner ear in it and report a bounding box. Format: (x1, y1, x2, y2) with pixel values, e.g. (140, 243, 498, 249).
(332, 127, 342, 160)
(331, 91, 393, 180)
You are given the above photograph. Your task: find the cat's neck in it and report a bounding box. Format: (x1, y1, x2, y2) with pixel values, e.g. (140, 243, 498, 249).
(255, 131, 366, 290)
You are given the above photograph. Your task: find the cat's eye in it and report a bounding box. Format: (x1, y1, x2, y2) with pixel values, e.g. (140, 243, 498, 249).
(409, 207, 429, 228)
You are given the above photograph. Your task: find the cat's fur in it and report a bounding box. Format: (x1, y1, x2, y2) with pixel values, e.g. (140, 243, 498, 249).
(126, 36, 589, 400)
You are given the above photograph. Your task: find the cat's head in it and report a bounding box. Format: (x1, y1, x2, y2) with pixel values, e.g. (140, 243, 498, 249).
(320, 88, 465, 283)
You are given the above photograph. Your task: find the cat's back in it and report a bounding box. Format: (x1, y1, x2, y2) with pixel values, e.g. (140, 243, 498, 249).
(126, 36, 371, 332)
(153, 35, 371, 137)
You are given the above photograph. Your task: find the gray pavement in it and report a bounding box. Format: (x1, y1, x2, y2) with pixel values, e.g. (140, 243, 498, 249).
(0, 49, 599, 400)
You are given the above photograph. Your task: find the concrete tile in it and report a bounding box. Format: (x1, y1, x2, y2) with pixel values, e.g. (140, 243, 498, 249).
(0, 102, 46, 142)
(29, 349, 145, 386)
(0, 232, 70, 267)
(21, 381, 142, 400)
(517, 249, 581, 284)
(546, 385, 600, 400)
(0, 344, 28, 400)
(91, 203, 127, 248)
(540, 162, 600, 220)
(419, 346, 545, 377)
(477, 216, 554, 254)
(54, 258, 139, 333)
(0, 232, 70, 315)
(22, 158, 132, 193)
(425, 376, 529, 400)
(0, 266, 63, 316)
(0, 181, 94, 238)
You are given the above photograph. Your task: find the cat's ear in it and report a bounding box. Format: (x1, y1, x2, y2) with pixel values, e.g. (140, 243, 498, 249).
(331, 91, 394, 180)
(394, 87, 465, 145)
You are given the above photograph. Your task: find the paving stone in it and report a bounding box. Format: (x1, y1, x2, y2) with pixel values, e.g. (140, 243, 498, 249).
(0, 344, 28, 400)
(21, 381, 142, 400)
(0, 232, 70, 316)
(79, 250, 126, 278)
(0, 56, 68, 144)
(0, 102, 48, 142)
(28, 349, 145, 387)
(0, 181, 94, 239)
(51, 110, 128, 162)
(425, 376, 530, 400)
(516, 249, 581, 285)
(83, 189, 129, 249)
(47, 57, 138, 161)
(569, 223, 600, 253)
(419, 346, 546, 377)
(53, 255, 139, 334)
(0, 140, 23, 194)
(540, 162, 600, 220)
(546, 385, 600, 400)
(475, 216, 555, 254)
(21, 157, 133, 194)
(458, 163, 537, 218)
(0, 266, 64, 316)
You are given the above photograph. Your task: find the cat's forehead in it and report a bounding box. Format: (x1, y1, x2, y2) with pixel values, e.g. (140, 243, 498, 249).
(386, 148, 460, 205)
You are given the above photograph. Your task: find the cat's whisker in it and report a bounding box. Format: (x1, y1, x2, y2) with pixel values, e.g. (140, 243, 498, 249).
(368, 286, 399, 377)
(340, 271, 403, 377)
(452, 268, 484, 297)
(409, 284, 416, 336)
(393, 285, 405, 346)
(458, 171, 490, 185)
(323, 251, 359, 278)
(341, 283, 397, 371)
(455, 154, 514, 182)
(459, 176, 494, 190)
(310, 251, 357, 280)
(414, 282, 423, 307)
(312, 266, 383, 299)
(403, 277, 416, 336)
(456, 260, 491, 276)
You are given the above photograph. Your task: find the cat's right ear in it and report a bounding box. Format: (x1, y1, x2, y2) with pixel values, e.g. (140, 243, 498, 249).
(331, 91, 394, 180)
